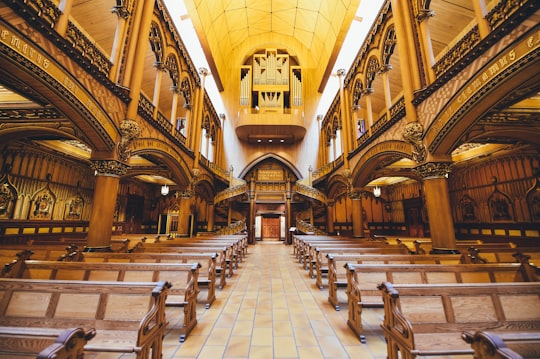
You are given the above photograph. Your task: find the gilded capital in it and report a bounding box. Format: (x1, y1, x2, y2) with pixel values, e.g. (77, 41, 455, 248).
(91, 160, 129, 177)
(414, 162, 452, 179)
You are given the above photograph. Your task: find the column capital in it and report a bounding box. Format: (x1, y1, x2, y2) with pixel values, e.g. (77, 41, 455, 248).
(348, 191, 363, 200)
(336, 68, 347, 77)
(111, 2, 130, 20)
(416, 9, 435, 23)
(414, 162, 452, 179)
(90, 160, 129, 177)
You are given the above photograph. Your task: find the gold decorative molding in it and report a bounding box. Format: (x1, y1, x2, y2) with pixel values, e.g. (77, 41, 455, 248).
(414, 162, 452, 179)
(90, 160, 129, 177)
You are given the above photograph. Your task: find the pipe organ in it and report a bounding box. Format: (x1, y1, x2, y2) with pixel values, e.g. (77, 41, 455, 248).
(241, 49, 302, 112)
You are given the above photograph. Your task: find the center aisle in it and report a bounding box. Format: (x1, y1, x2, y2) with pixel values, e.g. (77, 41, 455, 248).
(162, 240, 388, 359)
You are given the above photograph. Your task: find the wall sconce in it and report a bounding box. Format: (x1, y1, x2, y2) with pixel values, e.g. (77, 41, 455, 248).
(373, 186, 381, 198)
(161, 184, 169, 196)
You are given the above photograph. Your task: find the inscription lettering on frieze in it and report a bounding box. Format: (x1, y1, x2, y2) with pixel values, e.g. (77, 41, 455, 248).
(427, 29, 540, 146)
(0, 22, 116, 139)
(258, 169, 284, 181)
(357, 141, 410, 168)
(132, 139, 183, 163)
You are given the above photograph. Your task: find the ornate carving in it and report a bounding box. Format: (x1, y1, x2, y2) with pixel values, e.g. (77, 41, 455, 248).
(66, 194, 84, 220)
(66, 22, 112, 76)
(91, 160, 129, 177)
(348, 190, 363, 200)
(0, 165, 17, 219)
(111, 1, 130, 19)
(181, 78, 192, 109)
(30, 174, 55, 220)
(416, 9, 435, 22)
(414, 162, 452, 179)
(403, 122, 427, 163)
(117, 119, 140, 161)
(352, 79, 363, 109)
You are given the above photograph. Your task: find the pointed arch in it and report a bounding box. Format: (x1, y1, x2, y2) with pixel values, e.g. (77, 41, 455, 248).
(239, 153, 302, 180)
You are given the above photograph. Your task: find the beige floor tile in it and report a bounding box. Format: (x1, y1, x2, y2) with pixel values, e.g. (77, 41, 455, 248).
(273, 336, 298, 358)
(223, 335, 250, 357)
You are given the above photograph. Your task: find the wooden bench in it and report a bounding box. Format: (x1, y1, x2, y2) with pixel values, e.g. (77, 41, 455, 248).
(377, 281, 540, 359)
(27, 238, 132, 253)
(0, 244, 78, 262)
(3, 260, 200, 340)
(131, 244, 234, 279)
(76, 251, 221, 305)
(462, 330, 540, 359)
(308, 245, 411, 278)
(463, 246, 540, 264)
(345, 263, 538, 342)
(0, 278, 171, 357)
(0, 326, 95, 359)
(323, 253, 465, 308)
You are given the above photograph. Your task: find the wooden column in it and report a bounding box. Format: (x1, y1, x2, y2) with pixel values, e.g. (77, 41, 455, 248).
(416, 162, 458, 253)
(327, 200, 335, 235)
(207, 203, 215, 232)
(86, 160, 128, 251)
(350, 192, 365, 238)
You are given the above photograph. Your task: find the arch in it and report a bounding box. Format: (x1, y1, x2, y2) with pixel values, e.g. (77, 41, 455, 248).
(238, 153, 302, 180)
(130, 137, 193, 185)
(326, 174, 349, 200)
(350, 140, 415, 187)
(381, 24, 397, 66)
(149, 21, 165, 64)
(424, 32, 540, 154)
(164, 53, 180, 87)
(364, 55, 380, 89)
(0, 42, 118, 152)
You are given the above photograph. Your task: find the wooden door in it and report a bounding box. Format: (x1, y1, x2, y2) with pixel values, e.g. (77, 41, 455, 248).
(262, 217, 280, 239)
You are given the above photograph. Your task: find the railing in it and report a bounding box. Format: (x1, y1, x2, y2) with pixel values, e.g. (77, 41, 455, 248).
(216, 219, 246, 235)
(295, 217, 326, 235)
(213, 183, 248, 205)
(295, 182, 327, 204)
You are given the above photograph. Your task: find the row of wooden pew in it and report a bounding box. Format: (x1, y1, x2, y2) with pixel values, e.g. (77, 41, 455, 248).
(0, 234, 248, 358)
(292, 234, 540, 359)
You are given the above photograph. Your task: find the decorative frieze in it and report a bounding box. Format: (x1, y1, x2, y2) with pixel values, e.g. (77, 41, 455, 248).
(414, 162, 452, 179)
(90, 160, 129, 177)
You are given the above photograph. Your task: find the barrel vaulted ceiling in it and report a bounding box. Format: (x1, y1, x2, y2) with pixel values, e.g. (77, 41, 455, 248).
(183, 0, 361, 91)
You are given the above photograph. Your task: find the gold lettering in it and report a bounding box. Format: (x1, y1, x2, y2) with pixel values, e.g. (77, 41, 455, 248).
(10, 35, 20, 48)
(1, 30, 9, 39)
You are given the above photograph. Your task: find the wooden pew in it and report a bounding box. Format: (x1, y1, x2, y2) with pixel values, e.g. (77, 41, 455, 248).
(0, 244, 78, 261)
(345, 263, 538, 342)
(145, 234, 248, 262)
(132, 244, 234, 279)
(27, 238, 132, 253)
(323, 253, 465, 308)
(463, 247, 540, 264)
(76, 251, 221, 305)
(462, 330, 540, 359)
(3, 260, 200, 339)
(0, 278, 171, 357)
(377, 281, 540, 359)
(0, 326, 95, 359)
(308, 245, 410, 278)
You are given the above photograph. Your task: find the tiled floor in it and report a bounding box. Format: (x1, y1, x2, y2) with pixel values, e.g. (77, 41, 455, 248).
(92, 238, 473, 359)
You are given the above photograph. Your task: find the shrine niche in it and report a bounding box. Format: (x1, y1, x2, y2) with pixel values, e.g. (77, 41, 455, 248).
(458, 195, 477, 222)
(487, 178, 514, 222)
(30, 183, 56, 220)
(0, 168, 17, 219)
